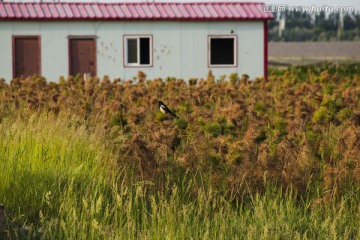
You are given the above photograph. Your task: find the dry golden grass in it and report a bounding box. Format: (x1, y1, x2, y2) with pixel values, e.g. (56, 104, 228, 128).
(0, 64, 359, 201)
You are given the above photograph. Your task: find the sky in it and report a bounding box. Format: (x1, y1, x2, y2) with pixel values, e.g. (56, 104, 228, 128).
(5, 0, 360, 11)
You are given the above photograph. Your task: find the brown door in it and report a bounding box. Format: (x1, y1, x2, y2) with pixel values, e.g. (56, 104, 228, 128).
(69, 38, 96, 77)
(13, 36, 41, 78)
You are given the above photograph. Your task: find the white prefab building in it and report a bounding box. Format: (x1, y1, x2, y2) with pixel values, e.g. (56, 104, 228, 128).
(0, 1, 273, 82)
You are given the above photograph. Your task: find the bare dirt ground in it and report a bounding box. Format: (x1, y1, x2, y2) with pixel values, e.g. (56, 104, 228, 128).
(269, 41, 360, 66)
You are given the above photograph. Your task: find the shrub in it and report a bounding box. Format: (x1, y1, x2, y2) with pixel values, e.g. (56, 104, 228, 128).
(336, 107, 352, 122)
(312, 106, 333, 124)
(275, 118, 288, 137)
(0, 64, 360, 238)
(174, 118, 188, 131)
(254, 101, 267, 115)
(203, 122, 223, 137)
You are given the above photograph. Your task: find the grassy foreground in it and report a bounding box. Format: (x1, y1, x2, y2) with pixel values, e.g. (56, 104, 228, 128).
(0, 64, 359, 238)
(0, 113, 359, 239)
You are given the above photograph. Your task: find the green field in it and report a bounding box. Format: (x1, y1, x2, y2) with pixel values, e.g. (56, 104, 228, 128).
(0, 64, 359, 239)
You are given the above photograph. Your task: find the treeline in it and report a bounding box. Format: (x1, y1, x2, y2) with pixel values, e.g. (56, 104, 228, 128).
(269, 10, 360, 41)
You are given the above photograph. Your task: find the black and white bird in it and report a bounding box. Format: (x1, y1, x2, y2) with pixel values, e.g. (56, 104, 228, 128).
(158, 101, 178, 118)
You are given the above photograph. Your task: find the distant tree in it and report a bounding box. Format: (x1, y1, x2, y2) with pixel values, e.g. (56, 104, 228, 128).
(355, 11, 360, 27)
(343, 13, 356, 30)
(327, 12, 339, 31)
(315, 12, 326, 28)
(268, 9, 360, 41)
(284, 11, 313, 29)
(268, 11, 278, 29)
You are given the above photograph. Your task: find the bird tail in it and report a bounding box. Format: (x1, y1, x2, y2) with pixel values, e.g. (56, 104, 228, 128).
(170, 112, 179, 118)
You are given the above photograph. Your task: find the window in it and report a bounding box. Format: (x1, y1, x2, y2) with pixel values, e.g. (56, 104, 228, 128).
(208, 36, 237, 67)
(124, 36, 152, 67)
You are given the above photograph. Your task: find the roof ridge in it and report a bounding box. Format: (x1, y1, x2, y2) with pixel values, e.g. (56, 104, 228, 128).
(0, 1, 273, 20)
(0, 1, 266, 5)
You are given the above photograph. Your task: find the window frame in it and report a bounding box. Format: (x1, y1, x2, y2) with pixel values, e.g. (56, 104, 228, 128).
(123, 35, 153, 68)
(208, 35, 238, 68)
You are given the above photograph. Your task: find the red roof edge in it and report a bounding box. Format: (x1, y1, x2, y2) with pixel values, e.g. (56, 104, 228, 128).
(0, 1, 274, 21)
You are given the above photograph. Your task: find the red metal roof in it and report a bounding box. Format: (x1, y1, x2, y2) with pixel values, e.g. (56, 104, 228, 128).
(0, 2, 273, 21)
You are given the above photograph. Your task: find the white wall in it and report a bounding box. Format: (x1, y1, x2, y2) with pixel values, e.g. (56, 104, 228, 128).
(0, 21, 264, 82)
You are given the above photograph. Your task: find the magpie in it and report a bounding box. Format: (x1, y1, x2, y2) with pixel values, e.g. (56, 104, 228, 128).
(158, 101, 178, 118)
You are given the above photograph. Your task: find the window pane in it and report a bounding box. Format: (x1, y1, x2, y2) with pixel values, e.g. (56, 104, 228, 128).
(127, 39, 138, 64)
(140, 38, 150, 65)
(210, 38, 234, 65)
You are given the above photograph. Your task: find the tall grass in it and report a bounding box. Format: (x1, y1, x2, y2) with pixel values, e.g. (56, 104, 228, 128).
(0, 113, 359, 239)
(0, 112, 113, 238)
